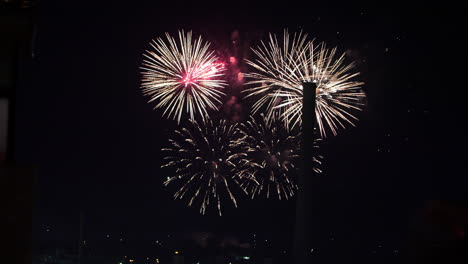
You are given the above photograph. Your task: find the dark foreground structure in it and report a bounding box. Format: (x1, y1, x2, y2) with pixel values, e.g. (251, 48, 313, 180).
(1, 1, 36, 264)
(293, 82, 318, 264)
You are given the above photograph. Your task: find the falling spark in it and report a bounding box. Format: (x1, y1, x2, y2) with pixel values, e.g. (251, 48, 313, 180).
(161, 119, 247, 215)
(141, 30, 226, 123)
(244, 30, 365, 137)
(236, 114, 322, 200)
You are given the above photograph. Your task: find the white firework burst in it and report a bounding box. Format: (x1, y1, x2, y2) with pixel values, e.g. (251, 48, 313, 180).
(236, 114, 322, 200)
(161, 119, 247, 216)
(244, 30, 365, 137)
(141, 30, 226, 123)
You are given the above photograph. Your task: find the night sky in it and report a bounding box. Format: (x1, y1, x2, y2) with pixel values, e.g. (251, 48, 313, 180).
(15, 0, 467, 262)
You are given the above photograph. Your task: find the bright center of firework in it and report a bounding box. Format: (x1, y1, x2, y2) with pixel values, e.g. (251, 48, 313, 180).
(264, 154, 281, 169)
(181, 63, 224, 87)
(270, 154, 279, 163)
(182, 75, 195, 86)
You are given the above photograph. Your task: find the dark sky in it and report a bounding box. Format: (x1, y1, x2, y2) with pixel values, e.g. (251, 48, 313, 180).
(16, 0, 467, 261)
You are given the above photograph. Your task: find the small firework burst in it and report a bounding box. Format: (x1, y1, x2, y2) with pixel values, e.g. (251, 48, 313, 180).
(161, 119, 246, 215)
(244, 30, 365, 137)
(236, 114, 322, 200)
(141, 30, 226, 123)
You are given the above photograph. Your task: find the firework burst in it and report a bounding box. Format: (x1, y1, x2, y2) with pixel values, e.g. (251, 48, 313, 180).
(161, 119, 247, 216)
(244, 30, 365, 137)
(236, 114, 322, 200)
(141, 30, 226, 123)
